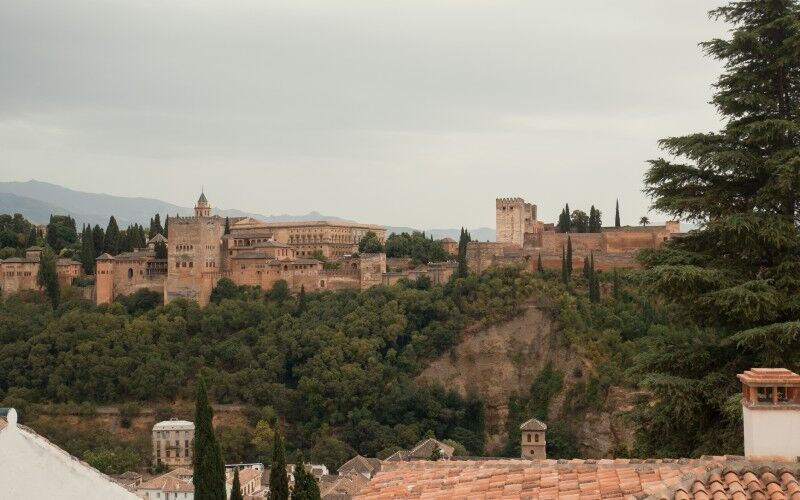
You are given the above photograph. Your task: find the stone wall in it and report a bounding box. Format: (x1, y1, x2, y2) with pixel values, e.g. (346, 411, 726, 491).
(496, 198, 536, 247)
(165, 216, 226, 306)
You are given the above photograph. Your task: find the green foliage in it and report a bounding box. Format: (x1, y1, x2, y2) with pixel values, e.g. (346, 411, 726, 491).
(557, 204, 571, 233)
(193, 378, 226, 500)
(615, 200, 621, 227)
(292, 451, 321, 500)
(457, 228, 471, 278)
(588, 205, 602, 232)
(104, 217, 120, 255)
(154, 241, 167, 259)
(80, 225, 95, 274)
(116, 289, 162, 314)
(0, 213, 36, 250)
(84, 446, 141, 475)
(36, 246, 60, 309)
(229, 468, 243, 500)
(570, 210, 589, 233)
(46, 215, 78, 252)
(385, 232, 449, 264)
(269, 430, 290, 500)
(358, 231, 383, 254)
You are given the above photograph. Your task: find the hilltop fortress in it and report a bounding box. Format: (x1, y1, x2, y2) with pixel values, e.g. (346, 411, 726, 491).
(94, 193, 456, 306)
(467, 197, 681, 272)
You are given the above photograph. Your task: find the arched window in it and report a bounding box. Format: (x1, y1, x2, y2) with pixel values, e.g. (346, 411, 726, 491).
(127, 268, 133, 279)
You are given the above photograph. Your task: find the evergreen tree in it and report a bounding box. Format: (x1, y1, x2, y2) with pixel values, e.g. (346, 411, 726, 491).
(588, 205, 602, 232)
(292, 451, 321, 500)
(566, 236, 573, 275)
(296, 285, 307, 316)
(456, 227, 470, 278)
(614, 199, 621, 227)
(269, 429, 290, 500)
(163, 216, 169, 238)
(154, 241, 168, 259)
(104, 216, 120, 255)
(588, 252, 600, 303)
(224, 217, 230, 235)
(37, 246, 60, 308)
(557, 204, 572, 233)
(536, 253, 543, 273)
(193, 378, 226, 500)
(26, 227, 38, 247)
(582, 256, 590, 279)
(560, 246, 568, 284)
(634, 0, 800, 456)
(92, 225, 105, 256)
(153, 213, 163, 237)
(80, 225, 95, 274)
(612, 268, 620, 300)
(229, 468, 243, 500)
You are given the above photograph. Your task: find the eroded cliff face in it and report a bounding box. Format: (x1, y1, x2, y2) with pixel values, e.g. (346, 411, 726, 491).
(417, 303, 634, 456)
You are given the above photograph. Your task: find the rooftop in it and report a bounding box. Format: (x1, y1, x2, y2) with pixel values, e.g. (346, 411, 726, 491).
(520, 417, 548, 431)
(738, 368, 800, 386)
(354, 456, 800, 500)
(152, 419, 194, 431)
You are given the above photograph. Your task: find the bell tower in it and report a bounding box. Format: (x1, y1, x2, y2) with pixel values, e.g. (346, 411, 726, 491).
(195, 191, 211, 217)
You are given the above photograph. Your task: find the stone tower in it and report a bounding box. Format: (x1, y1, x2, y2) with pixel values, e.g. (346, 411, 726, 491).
(195, 191, 211, 217)
(738, 368, 800, 457)
(95, 253, 115, 305)
(520, 417, 547, 459)
(496, 198, 537, 248)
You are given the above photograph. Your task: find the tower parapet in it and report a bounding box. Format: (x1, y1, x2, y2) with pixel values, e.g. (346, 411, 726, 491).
(496, 197, 537, 247)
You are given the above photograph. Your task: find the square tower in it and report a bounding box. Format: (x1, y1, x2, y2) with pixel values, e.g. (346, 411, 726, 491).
(520, 417, 547, 459)
(738, 368, 800, 457)
(496, 198, 537, 248)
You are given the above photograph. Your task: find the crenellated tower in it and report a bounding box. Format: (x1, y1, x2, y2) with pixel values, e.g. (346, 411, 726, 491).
(496, 197, 537, 247)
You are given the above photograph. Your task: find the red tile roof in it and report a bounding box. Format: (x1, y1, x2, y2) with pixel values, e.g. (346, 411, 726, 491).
(353, 457, 800, 500)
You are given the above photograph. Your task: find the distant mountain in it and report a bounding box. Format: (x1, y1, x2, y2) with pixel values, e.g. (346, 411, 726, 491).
(0, 180, 496, 240)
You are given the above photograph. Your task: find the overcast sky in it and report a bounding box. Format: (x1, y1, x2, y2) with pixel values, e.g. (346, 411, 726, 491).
(0, 1, 728, 229)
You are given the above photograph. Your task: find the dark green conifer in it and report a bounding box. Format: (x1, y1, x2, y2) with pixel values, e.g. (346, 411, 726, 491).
(582, 256, 590, 279)
(269, 429, 289, 500)
(37, 246, 60, 308)
(193, 378, 226, 500)
(224, 217, 230, 235)
(560, 246, 568, 284)
(292, 451, 321, 500)
(92, 225, 104, 256)
(104, 216, 120, 255)
(229, 468, 243, 500)
(614, 199, 621, 227)
(566, 236, 573, 275)
(80, 225, 95, 274)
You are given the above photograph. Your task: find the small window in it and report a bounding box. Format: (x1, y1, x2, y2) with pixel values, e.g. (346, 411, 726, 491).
(757, 386, 774, 403)
(534, 433, 539, 443)
(127, 268, 133, 279)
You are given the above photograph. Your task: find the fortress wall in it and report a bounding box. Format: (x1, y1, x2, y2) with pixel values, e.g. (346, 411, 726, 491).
(539, 232, 605, 253)
(604, 229, 666, 253)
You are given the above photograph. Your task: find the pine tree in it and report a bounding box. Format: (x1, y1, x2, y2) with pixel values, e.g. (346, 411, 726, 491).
(193, 378, 226, 500)
(229, 468, 243, 500)
(269, 429, 290, 500)
(104, 216, 120, 255)
(37, 246, 60, 308)
(536, 253, 543, 273)
(633, 0, 800, 456)
(80, 225, 95, 274)
(614, 199, 621, 227)
(566, 236, 573, 276)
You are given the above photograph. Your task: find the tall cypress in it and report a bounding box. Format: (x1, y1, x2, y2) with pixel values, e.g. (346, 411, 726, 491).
(457, 227, 470, 278)
(164, 216, 169, 238)
(224, 217, 230, 235)
(566, 236, 573, 275)
(193, 378, 226, 500)
(560, 245, 568, 284)
(229, 468, 243, 500)
(582, 255, 590, 279)
(37, 246, 60, 308)
(80, 225, 95, 274)
(26, 227, 38, 247)
(92, 225, 105, 256)
(292, 451, 321, 500)
(536, 253, 543, 273)
(104, 216, 120, 255)
(269, 429, 289, 500)
(614, 199, 621, 227)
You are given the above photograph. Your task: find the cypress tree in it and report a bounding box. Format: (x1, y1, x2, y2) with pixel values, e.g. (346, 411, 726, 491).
(566, 236, 573, 275)
(154, 213, 163, 236)
(193, 378, 226, 500)
(224, 217, 230, 235)
(292, 451, 321, 500)
(457, 227, 470, 278)
(536, 253, 543, 273)
(560, 246, 568, 284)
(582, 256, 590, 279)
(92, 225, 105, 256)
(296, 285, 307, 316)
(164, 216, 169, 238)
(229, 468, 243, 500)
(614, 199, 621, 227)
(80, 225, 95, 274)
(104, 216, 120, 255)
(269, 429, 289, 500)
(37, 246, 60, 308)
(26, 227, 38, 247)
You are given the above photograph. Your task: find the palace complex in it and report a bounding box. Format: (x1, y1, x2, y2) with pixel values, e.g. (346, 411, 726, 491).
(466, 197, 682, 272)
(0, 246, 82, 295)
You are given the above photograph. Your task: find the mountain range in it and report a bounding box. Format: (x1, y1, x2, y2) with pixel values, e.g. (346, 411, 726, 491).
(0, 180, 495, 241)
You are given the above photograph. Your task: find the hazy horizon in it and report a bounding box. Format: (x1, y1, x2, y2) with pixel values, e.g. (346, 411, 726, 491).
(1, 1, 727, 228)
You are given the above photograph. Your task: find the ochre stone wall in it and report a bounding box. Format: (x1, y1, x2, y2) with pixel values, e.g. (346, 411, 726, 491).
(165, 216, 226, 306)
(496, 198, 537, 247)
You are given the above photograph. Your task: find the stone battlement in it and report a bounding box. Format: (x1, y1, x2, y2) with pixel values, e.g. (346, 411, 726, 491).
(496, 197, 526, 206)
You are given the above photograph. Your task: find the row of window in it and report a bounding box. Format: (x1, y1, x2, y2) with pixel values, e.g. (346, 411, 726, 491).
(175, 262, 193, 268)
(3, 271, 33, 277)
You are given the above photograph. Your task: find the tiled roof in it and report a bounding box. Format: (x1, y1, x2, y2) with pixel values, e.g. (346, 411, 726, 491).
(737, 368, 800, 386)
(353, 457, 800, 500)
(384, 450, 409, 462)
(148, 233, 167, 244)
(0, 417, 6, 431)
(339, 455, 382, 476)
(408, 439, 455, 460)
(520, 417, 548, 431)
(233, 467, 261, 485)
(138, 473, 193, 492)
(322, 472, 371, 499)
(56, 258, 81, 266)
(96, 253, 115, 261)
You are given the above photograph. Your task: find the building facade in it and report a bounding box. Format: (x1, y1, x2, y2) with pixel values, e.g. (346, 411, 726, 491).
(152, 419, 195, 467)
(0, 246, 82, 297)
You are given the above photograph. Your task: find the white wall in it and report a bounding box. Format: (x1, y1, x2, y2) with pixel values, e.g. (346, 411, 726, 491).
(743, 406, 800, 456)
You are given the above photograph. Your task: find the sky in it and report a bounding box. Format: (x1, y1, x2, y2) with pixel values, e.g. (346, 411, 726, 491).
(0, 0, 728, 229)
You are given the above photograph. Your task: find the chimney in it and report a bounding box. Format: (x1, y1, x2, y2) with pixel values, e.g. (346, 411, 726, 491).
(738, 368, 800, 457)
(520, 418, 547, 459)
